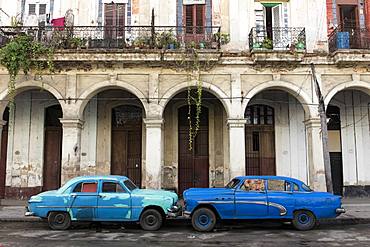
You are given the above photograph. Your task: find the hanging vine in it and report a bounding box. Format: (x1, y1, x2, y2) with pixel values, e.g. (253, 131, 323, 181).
(175, 48, 218, 150)
(0, 34, 54, 107)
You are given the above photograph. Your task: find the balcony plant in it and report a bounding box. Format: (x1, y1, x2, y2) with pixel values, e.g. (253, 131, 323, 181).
(133, 35, 151, 49)
(156, 30, 178, 49)
(262, 37, 273, 49)
(295, 37, 306, 51)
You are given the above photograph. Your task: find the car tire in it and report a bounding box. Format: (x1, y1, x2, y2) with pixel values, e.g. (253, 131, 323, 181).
(191, 207, 216, 232)
(48, 211, 71, 230)
(292, 210, 316, 231)
(140, 209, 163, 231)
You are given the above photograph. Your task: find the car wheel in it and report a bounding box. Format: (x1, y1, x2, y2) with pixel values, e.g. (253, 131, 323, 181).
(191, 207, 216, 232)
(140, 209, 163, 231)
(48, 212, 71, 230)
(292, 210, 316, 231)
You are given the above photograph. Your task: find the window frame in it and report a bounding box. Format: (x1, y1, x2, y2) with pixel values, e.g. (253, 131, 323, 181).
(28, 4, 36, 15)
(266, 179, 293, 193)
(72, 181, 98, 193)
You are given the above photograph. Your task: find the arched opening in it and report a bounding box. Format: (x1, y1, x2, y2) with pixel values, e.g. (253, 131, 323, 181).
(81, 89, 145, 187)
(0, 107, 9, 198)
(43, 105, 63, 191)
(3, 89, 62, 199)
(111, 105, 142, 186)
(327, 89, 370, 197)
(163, 89, 227, 194)
(245, 104, 275, 175)
(244, 89, 308, 182)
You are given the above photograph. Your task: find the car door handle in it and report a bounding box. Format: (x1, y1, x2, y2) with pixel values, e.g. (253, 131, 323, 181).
(99, 195, 106, 198)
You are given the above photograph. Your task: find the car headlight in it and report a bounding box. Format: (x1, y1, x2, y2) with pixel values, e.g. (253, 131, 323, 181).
(29, 195, 43, 203)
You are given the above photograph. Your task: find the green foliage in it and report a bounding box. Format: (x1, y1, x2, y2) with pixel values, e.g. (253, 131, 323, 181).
(214, 32, 230, 45)
(262, 38, 273, 49)
(133, 34, 151, 48)
(0, 34, 54, 103)
(155, 30, 179, 49)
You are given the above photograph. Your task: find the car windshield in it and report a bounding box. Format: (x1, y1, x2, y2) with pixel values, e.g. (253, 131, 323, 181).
(225, 179, 240, 189)
(302, 183, 313, 192)
(124, 179, 138, 191)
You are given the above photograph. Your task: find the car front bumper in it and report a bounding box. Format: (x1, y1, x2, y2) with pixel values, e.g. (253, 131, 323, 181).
(336, 208, 346, 214)
(24, 206, 35, 217)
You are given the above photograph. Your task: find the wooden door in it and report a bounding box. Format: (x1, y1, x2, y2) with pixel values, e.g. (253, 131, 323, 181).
(245, 105, 276, 176)
(104, 3, 125, 39)
(183, 4, 206, 43)
(111, 105, 142, 187)
(0, 108, 9, 198)
(178, 105, 209, 194)
(43, 105, 62, 191)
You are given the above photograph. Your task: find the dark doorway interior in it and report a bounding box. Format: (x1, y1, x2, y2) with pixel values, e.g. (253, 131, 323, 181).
(327, 105, 343, 196)
(111, 105, 142, 187)
(0, 107, 9, 198)
(339, 5, 358, 30)
(43, 105, 63, 191)
(245, 105, 276, 176)
(178, 105, 209, 195)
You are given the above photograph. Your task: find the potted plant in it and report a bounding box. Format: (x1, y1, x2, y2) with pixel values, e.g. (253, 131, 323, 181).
(295, 37, 306, 50)
(156, 30, 177, 49)
(262, 37, 273, 49)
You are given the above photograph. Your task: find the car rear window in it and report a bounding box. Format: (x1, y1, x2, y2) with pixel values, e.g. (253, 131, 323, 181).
(267, 180, 291, 191)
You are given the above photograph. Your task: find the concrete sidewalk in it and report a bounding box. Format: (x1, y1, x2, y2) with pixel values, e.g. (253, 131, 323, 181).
(0, 198, 369, 224)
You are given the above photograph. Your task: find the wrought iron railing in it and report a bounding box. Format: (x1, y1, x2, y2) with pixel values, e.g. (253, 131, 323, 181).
(328, 26, 370, 53)
(0, 25, 221, 50)
(249, 27, 306, 52)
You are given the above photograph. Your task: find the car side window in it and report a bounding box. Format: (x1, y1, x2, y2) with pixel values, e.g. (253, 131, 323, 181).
(267, 180, 292, 192)
(102, 182, 126, 193)
(293, 183, 300, 191)
(73, 182, 97, 193)
(240, 179, 265, 192)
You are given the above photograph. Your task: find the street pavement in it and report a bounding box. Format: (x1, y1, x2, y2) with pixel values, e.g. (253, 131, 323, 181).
(0, 221, 370, 246)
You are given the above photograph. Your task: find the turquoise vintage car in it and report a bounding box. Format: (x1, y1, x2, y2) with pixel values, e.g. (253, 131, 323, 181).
(25, 176, 179, 231)
(183, 176, 345, 232)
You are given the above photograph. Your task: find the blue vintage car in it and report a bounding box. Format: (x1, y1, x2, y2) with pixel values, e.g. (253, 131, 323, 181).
(25, 176, 179, 231)
(183, 176, 345, 232)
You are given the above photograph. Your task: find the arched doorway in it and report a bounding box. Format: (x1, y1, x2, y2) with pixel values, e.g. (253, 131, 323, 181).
(178, 105, 209, 194)
(245, 105, 275, 175)
(0, 107, 9, 198)
(111, 105, 142, 187)
(43, 105, 63, 191)
(326, 105, 343, 196)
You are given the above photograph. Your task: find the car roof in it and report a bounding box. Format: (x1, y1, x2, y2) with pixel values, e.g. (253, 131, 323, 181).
(60, 175, 129, 191)
(234, 176, 305, 185)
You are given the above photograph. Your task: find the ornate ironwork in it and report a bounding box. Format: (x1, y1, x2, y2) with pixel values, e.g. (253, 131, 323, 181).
(249, 27, 306, 52)
(0, 25, 221, 50)
(328, 26, 370, 53)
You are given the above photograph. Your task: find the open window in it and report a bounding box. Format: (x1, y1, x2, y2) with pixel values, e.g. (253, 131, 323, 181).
(102, 182, 126, 193)
(73, 182, 98, 193)
(104, 2, 126, 39)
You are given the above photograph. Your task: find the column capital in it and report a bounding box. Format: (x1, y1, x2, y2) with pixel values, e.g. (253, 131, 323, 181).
(227, 118, 247, 128)
(304, 118, 321, 128)
(144, 118, 164, 128)
(59, 119, 84, 129)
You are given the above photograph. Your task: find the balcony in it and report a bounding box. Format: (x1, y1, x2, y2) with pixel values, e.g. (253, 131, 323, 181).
(0, 25, 221, 51)
(328, 26, 370, 53)
(249, 27, 306, 52)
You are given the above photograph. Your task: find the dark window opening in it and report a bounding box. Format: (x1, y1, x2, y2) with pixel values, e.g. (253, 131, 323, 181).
(252, 132, 260, 151)
(39, 4, 46, 15)
(29, 4, 36, 15)
(245, 105, 274, 126)
(102, 182, 125, 193)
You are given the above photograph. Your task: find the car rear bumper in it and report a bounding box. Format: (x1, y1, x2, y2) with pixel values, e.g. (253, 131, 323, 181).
(336, 208, 346, 214)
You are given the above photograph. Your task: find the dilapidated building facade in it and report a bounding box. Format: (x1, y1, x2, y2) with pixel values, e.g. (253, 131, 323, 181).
(0, 0, 369, 199)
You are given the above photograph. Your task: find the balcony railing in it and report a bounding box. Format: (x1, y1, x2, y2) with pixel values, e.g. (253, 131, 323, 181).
(328, 26, 370, 53)
(0, 25, 221, 50)
(249, 27, 306, 52)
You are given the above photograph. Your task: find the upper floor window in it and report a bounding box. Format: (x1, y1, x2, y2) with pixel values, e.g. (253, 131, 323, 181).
(29, 4, 36, 15)
(39, 4, 47, 15)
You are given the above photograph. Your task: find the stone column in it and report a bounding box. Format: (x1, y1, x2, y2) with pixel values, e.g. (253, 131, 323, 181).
(228, 119, 247, 180)
(60, 119, 84, 185)
(144, 118, 163, 189)
(304, 118, 327, 192)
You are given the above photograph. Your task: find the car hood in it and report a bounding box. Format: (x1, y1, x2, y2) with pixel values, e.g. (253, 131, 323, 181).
(131, 189, 178, 200)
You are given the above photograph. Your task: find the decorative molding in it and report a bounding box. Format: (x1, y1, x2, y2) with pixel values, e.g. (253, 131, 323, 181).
(59, 119, 85, 129)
